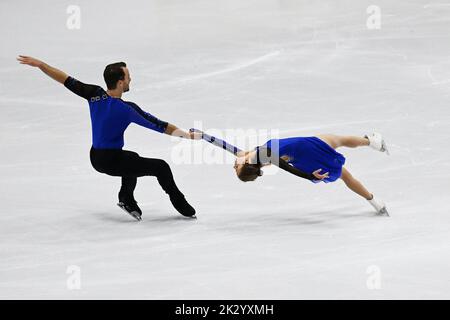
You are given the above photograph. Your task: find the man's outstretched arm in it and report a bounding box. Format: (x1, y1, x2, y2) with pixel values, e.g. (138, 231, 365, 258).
(125, 101, 201, 140)
(17, 56, 69, 84)
(165, 123, 201, 140)
(18, 55, 103, 100)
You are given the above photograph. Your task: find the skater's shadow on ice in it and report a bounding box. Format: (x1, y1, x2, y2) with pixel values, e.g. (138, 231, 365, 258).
(93, 211, 194, 224)
(93, 212, 138, 223)
(303, 209, 377, 224)
(255, 207, 375, 227)
(309, 208, 374, 220)
(142, 215, 196, 223)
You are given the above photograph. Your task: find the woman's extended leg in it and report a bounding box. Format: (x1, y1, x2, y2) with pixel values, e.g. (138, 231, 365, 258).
(314, 135, 389, 215)
(316, 134, 369, 149)
(340, 167, 373, 200)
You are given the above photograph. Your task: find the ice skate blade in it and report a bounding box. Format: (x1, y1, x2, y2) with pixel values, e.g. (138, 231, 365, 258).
(117, 203, 142, 221)
(376, 207, 390, 217)
(381, 141, 390, 155)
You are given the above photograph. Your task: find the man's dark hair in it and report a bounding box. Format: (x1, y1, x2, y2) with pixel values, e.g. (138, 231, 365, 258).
(103, 62, 127, 90)
(237, 163, 262, 182)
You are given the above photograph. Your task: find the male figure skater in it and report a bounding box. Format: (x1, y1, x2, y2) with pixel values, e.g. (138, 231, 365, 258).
(233, 133, 389, 215)
(17, 55, 200, 221)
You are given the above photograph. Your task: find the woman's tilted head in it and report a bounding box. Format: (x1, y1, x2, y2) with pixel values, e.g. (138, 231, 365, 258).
(234, 155, 263, 182)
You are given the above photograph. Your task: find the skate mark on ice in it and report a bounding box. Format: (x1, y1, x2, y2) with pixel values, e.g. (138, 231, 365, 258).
(174, 50, 281, 82)
(0, 96, 76, 108)
(278, 119, 394, 135)
(424, 3, 450, 9)
(427, 66, 450, 86)
(207, 118, 394, 145)
(135, 50, 281, 91)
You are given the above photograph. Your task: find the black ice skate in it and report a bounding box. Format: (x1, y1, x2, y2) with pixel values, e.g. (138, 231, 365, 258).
(169, 194, 196, 218)
(117, 199, 142, 221)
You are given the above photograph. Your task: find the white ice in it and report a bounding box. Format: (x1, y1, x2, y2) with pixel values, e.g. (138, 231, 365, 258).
(1, 0, 450, 299)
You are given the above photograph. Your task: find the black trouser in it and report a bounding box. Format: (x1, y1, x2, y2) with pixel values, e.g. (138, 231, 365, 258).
(90, 147, 183, 203)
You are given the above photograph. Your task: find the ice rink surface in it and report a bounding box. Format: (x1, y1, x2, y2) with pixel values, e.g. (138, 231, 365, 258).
(1, 0, 450, 299)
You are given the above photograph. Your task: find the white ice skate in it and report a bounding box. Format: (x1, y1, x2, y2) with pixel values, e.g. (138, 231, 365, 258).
(368, 195, 389, 216)
(365, 132, 389, 155)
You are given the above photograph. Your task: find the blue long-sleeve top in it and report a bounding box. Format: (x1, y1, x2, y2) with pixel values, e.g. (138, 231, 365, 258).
(64, 77, 168, 149)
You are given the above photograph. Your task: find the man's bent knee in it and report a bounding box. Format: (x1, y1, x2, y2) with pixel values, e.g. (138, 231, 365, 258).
(150, 159, 173, 179)
(156, 159, 170, 171)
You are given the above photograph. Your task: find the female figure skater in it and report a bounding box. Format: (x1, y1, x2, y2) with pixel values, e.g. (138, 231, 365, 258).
(233, 132, 389, 215)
